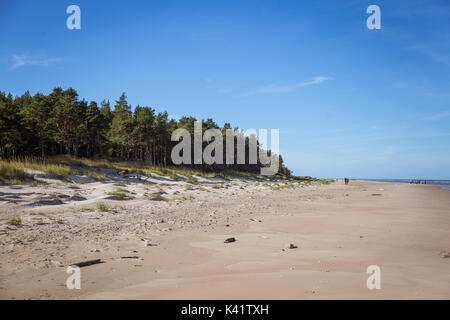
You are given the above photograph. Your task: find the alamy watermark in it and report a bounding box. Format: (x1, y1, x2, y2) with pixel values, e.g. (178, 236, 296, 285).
(171, 122, 280, 175)
(65, 5, 382, 31)
(366, 5, 381, 30)
(66, 266, 81, 290)
(366, 265, 381, 290)
(66, 5, 81, 30)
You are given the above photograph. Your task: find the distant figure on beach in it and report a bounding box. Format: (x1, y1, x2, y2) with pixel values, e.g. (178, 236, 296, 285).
(344, 178, 349, 185)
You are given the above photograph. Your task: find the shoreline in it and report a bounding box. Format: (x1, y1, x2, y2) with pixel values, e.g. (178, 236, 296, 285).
(1, 180, 449, 299)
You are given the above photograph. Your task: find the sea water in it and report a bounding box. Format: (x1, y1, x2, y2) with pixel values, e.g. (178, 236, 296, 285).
(358, 179, 450, 190)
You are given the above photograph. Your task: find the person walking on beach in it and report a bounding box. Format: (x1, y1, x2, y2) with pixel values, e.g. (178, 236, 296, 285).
(344, 178, 349, 185)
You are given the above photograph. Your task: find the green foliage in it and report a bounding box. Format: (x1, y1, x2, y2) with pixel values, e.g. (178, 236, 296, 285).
(148, 192, 166, 201)
(0, 88, 292, 176)
(0, 162, 33, 181)
(7, 216, 22, 226)
(186, 175, 198, 184)
(96, 202, 110, 211)
(106, 192, 128, 199)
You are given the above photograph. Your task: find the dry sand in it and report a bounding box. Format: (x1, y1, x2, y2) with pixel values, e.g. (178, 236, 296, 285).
(0, 178, 449, 299)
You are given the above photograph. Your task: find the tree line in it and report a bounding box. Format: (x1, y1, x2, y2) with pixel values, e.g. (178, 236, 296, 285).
(0, 87, 291, 175)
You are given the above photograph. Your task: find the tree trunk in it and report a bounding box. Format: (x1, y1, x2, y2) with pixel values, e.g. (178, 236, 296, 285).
(164, 142, 167, 167)
(146, 142, 152, 164)
(152, 142, 156, 165)
(97, 133, 103, 157)
(41, 141, 45, 159)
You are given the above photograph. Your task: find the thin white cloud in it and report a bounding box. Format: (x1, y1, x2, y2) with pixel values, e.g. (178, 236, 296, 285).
(424, 110, 450, 121)
(11, 53, 61, 69)
(242, 76, 329, 96)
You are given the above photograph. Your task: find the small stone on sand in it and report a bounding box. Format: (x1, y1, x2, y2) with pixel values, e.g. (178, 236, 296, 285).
(224, 237, 236, 243)
(439, 250, 450, 258)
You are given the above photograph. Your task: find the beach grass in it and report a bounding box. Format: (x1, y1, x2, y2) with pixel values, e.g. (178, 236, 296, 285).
(7, 216, 22, 226)
(0, 162, 34, 183)
(106, 191, 128, 200)
(0, 155, 321, 187)
(96, 202, 110, 212)
(147, 192, 167, 201)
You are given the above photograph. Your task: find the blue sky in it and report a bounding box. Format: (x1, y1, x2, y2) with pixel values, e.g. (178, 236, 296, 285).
(1, 0, 449, 179)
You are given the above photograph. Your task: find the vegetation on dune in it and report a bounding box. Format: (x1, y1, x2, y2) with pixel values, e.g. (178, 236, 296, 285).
(96, 202, 110, 212)
(106, 191, 128, 200)
(0, 162, 33, 183)
(147, 192, 167, 201)
(0, 156, 110, 184)
(7, 216, 22, 226)
(186, 175, 198, 184)
(0, 88, 291, 176)
(0, 155, 329, 187)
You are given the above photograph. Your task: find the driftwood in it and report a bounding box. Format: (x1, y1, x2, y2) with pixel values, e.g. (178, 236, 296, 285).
(70, 259, 103, 268)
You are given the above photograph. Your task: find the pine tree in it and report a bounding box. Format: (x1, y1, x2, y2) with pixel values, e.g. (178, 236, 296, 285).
(109, 93, 132, 158)
(133, 106, 155, 162)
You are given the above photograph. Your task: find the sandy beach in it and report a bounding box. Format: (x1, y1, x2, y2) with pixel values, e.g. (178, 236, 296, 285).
(0, 178, 449, 300)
